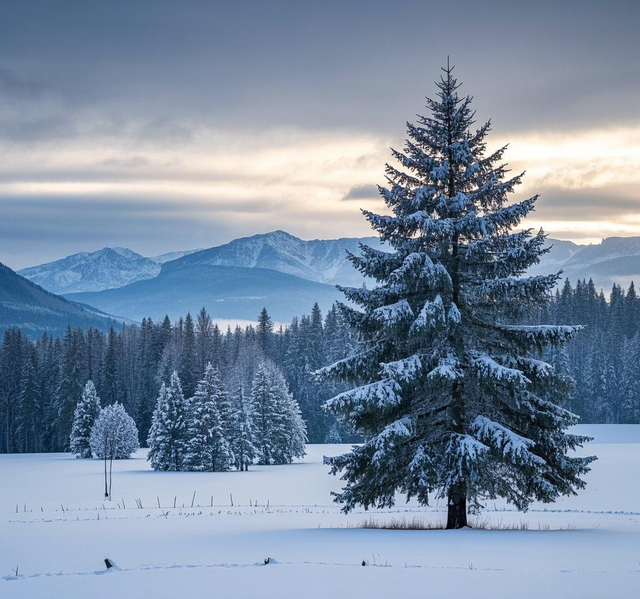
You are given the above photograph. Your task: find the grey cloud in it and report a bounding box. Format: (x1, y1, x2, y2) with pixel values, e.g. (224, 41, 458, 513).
(101, 156, 151, 169)
(0, 1, 637, 137)
(0, 196, 270, 217)
(134, 117, 193, 144)
(0, 0, 637, 265)
(0, 116, 77, 142)
(0, 68, 50, 100)
(533, 187, 640, 221)
(343, 184, 381, 201)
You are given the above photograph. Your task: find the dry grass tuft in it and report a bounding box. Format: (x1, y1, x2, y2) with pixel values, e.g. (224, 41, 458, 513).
(359, 516, 535, 530)
(360, 516, 445, 530)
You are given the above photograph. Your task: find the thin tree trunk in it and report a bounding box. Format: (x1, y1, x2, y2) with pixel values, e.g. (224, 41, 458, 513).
(104, 449, 108, 498)
(108, 453, 113, 499)
(446, 483, 468, 529)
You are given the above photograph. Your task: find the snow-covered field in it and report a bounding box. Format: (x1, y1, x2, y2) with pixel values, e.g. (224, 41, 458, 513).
(1, 425, 639, 598)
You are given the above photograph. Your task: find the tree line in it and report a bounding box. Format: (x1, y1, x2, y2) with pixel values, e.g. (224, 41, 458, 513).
(0, 303, 353, 454)
(533, 278, 640, 424)
(3, 278, 640, 456)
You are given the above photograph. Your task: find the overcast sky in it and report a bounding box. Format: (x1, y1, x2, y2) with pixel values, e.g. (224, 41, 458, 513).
(1, 0, 639, 268)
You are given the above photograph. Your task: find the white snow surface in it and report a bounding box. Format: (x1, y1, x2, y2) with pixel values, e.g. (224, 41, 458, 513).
(1, 425, 639, 598)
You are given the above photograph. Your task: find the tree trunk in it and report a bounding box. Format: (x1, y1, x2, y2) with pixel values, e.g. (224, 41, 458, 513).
(108, 453, 113, 500)
(446, 485, 468, 529)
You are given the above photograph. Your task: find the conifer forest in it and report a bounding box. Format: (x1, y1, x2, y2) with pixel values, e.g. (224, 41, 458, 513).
(2, 277, 639, 456)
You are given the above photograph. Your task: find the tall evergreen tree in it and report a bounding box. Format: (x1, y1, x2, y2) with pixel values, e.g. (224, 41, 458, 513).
(272, 370, 307, 464)
(195, 308, 214, 375)
(621, 335, 640, 424)
(16, 346, 40, 453)
(250, 362, 281, 465)
(184, 363, 233, 472)
(101, 327, 120, 405)
(587, 334, 616, 423)
(178, 313, 199, 398)
(230, 385, 257, 471)
(320, 64, 594, 528)
(1, 329, 26, 452)
(55, 327, 85, 451)
(147, 371, 189, 471)
(136, 317, 159, 444)
(257, 307, 274, 358)
(70, 380, 102, 458)
(251, 361, 306, 465)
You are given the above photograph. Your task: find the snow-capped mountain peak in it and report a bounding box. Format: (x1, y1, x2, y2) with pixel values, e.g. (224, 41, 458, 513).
(18, 247, 162, 294)
(159, 230, 386, 287)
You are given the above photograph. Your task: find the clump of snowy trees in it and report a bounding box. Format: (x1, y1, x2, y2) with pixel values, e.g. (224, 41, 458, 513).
(147, 360, 306, 472)
(69, 380, 139, 460)
(319, 63, 595, 529)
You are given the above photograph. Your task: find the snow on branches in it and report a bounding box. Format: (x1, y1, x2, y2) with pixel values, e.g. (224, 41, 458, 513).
(322, 62, 594, 528)
(147, 362, 306, 472)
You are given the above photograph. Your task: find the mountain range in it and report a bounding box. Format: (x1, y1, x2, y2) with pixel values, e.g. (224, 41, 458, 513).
(157, 230, 384, 287)
(61, 231, 381, 322)
(18, 231, 380, 294)
(0, 262, 125, 339)
(530, 236, 640, 290)
(9, 231, 384, 330)
(18, 247, 201, 294)
(11, 231, 640, 333)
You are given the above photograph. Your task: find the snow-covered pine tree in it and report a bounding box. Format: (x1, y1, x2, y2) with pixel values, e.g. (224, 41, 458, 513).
(250, 362, 281, 465)
(70, 380, 102, 458)
(230, 385, 257, 471)
(319, 62, 595, 529)
(90, 402, 139, 459)
(184, 363, 233, 472)
(250, 361, 307, 465)
(621, 335, 640, 424)
(257, 307, 274, 358)
(147, 371, 189, 471)
(16, 347, 40, 453)
(270, 368, 307, 464)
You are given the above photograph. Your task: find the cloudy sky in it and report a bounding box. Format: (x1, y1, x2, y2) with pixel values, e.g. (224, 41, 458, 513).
(1, 0, 639, 268)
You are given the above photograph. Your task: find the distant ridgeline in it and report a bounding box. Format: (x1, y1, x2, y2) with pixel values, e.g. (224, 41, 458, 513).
(0, 261, 125, 339)
(0, 304, 355, 454)
(1, 278, 640, 454)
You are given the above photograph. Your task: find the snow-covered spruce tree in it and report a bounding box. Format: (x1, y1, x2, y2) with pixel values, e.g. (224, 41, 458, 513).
(319, 63, 595, 529)
(230, 385, 257, 471)
(250, 361, 306, 465)
(250, 362, 281, 465)
(147, 371, 189, 471)
(184, 364, 233, 472)
(271, 369, 307, 464)
(621, 335, 640, 424)
(70, 380, 101, 458)
(89, 402, 139, 459)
